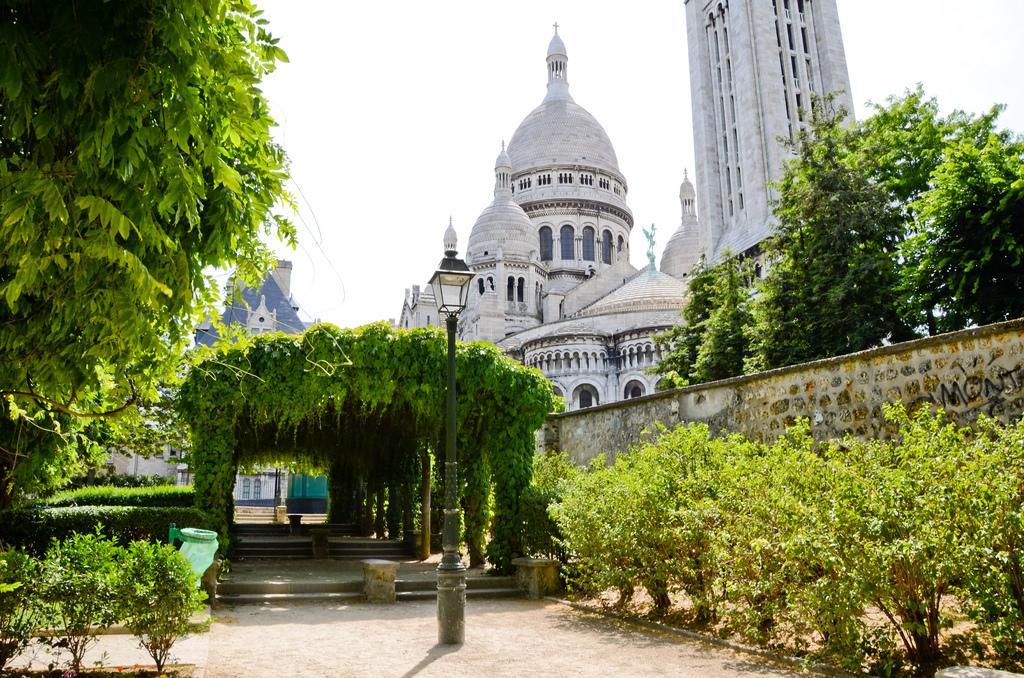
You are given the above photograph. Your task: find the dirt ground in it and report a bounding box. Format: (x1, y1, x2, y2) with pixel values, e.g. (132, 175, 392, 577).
(205, 598, 803, 678)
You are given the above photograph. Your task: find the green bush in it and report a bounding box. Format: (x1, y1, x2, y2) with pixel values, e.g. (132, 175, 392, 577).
(38, 532, 123, 672)
(958, 416, 1024, 664)
(40, 484, 195, 509)
(119, 541, 206, 673)
(0, 550, 38, 672)
(551, 407, 1024, 672)
(520, 452, 576, 561)
(0, 506, 215, 555)
(68, 473, 175, 489)
(554, 424, 736, 617)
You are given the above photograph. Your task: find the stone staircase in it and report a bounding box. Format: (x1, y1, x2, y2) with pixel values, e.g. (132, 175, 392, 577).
(230, 523, 408, 560)
(216, 574, 522, 605)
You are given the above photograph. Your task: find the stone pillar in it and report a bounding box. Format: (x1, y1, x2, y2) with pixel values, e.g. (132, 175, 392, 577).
(512, 557, 561, 600)
(274, 505, 287, 524)
(310, 527, 330, 560)
(362, 559, 400, 604)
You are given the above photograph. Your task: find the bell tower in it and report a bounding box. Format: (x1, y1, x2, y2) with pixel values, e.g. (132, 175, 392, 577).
(685, 0, 854, 263)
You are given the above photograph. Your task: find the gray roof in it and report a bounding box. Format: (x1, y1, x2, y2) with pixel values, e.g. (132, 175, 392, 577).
(194, 273, 305, 346)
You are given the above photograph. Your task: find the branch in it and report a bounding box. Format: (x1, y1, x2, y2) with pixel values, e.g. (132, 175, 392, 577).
(1, 378, 139, 419)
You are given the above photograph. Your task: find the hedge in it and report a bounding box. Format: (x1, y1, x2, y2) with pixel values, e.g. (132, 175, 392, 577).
(0, 506, 215, 555)
(39, 485, 195, 509)
(551, 406, 1024, 673)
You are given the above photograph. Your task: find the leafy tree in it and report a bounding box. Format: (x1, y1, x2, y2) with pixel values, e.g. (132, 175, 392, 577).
(692, 257, 752, 383)
(853, 86, 1007, 334)
(653, 258, 716, 389)
(902, 132, 1024, 332)
(748, 98, 913, 372)
(0, 0, 294, 502)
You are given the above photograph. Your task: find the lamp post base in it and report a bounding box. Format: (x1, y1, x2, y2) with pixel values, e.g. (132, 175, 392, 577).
(436, 565, 467, 645)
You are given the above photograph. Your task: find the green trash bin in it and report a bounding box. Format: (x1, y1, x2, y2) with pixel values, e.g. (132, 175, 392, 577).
(168, 524, 218, 584)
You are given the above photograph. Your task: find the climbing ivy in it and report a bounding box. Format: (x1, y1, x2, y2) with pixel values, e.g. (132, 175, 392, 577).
(177, 322, 554, 572)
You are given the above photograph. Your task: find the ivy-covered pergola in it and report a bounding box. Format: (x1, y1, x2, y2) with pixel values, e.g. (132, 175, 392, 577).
(177, 323, 555, 571)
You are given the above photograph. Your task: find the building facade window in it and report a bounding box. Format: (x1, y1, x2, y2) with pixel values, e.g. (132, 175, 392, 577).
(516, 277, 525, 303)
(242, 478, 250, 500)
(617, 235, 624, 253)
(582, 227, 595, 261)
(539, 226, 553, 261)
(601, 229, 612, 264)
(560, 225, 575, 260)
(253, 479, 261, 500)
(507, 276, 515, 302)
(478, 278, 485, 295)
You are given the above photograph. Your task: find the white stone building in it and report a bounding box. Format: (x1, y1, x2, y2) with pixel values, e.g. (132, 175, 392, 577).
(401, 12, 852, 409)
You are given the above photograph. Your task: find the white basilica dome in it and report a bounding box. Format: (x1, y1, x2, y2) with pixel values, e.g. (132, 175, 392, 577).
(506, 28, 622, 179)
(508, 98, 621, 177)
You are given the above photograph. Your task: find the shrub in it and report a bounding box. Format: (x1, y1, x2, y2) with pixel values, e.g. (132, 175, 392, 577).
(37, 532, 122, 672)
(554, 424, 734, 617)
(40, 484, 195, 509)
(0, 506, 215, 555)
(959, 416, 1024, 664)
(520, 452, 576, 561)
(68, 473, 175, 489)
(0, 550, 38, 672)
(119, 541, 207, 673)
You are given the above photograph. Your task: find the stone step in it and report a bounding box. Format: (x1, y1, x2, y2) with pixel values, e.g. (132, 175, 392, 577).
(219, 580, 363, 595)
(396, 588, 522, 602)
(217, 591, 364, 605)
(217, 586, 521, 605)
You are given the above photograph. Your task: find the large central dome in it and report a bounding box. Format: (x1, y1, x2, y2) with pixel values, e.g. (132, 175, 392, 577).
(506, 29, 622, 178)
(508, 98, 621, 176)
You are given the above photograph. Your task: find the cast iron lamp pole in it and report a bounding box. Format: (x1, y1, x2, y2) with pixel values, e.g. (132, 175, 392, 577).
(428, 221, 474, 645)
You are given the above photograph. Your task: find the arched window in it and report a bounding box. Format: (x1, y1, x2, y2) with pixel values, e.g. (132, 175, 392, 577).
(617, 235, 625, 253)
(539, 226, 553, 261)
(253, 479, 262, 500)
(560, 225, 574, 260)
(582, 227, 595, 261)
(624, 380, 646, 399)
(242, 478, 251, 500)
(602, 229, 612, 264)
(478, 278, 485, 295)
(487, 277, 494, 291)
(507, 276, 515, 302)
(517, 277, 525, 303)
(580, 390, 592, 408)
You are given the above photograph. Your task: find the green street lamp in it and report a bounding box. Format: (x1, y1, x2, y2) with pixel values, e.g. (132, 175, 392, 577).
(428, 219, 475, 645)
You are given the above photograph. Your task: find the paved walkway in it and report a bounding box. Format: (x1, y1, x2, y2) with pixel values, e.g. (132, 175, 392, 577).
(13, 598, 805, 677)
(205, 598, 802, 677)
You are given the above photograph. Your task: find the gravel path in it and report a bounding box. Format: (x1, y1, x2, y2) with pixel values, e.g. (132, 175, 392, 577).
(205, 598, 802, 678)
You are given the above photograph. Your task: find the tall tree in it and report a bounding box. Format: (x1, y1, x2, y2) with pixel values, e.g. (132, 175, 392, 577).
(0, 0, 294, 504)
(692, 257, 752, 383)
(903, 132, 1024, 332)
(748, 97, 912, 372)
(653, 258, 716, 389)
(853, 86, 1004, 334)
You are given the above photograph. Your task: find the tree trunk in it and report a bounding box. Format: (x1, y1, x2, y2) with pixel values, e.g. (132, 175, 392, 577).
(374, 487, 386, 539)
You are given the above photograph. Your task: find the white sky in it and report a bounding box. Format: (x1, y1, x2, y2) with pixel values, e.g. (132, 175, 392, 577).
(252, 0, 1024, 328)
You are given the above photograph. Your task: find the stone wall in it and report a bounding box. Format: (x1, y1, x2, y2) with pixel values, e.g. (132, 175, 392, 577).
(541, 319, 1024, 464)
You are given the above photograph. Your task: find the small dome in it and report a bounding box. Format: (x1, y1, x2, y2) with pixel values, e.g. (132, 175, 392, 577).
(443, 218, 458, 255)
(577, 268, 688, 317)
(467, 200, 536, 264)
(547, 31, 566, 57)
(680, 171, 696, 200)
(495, 141, 511, 169)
